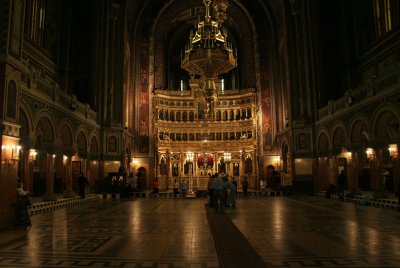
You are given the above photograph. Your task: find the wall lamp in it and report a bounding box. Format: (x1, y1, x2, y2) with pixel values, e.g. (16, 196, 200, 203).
(29, 148, 37, 161)
(223, 152, 231, 163)
(63, 155, 69, 164)
(365, 147, 375, 160)
(388, 144, 398, 159)
(2, 145, 21, 166)
(186, 152, 194, 163)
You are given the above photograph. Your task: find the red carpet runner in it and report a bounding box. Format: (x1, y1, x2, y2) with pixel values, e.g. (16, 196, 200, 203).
(205, 205, 268, 268)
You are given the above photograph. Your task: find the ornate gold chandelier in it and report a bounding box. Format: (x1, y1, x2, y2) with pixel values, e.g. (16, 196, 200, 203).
(181, 0, 236, 117)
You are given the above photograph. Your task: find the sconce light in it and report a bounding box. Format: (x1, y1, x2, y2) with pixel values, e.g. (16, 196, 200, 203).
(366, 147, 375, 160)
(63, 155, 68, 164)
(223, 152, 231, 163)
(388, 144, 398, 159)
(29, 149, 37, 161)
(186, 152, 194, 163)
(1, 145, 21, 166)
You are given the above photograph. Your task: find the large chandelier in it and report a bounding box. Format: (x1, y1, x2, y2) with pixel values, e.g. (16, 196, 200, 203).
(182, 0, 236, 117)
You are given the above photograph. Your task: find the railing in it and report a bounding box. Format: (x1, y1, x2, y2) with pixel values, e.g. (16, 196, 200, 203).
(28, 194, 101, 215)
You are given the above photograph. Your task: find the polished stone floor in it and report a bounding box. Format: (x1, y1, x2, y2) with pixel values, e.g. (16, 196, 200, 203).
(1, 195, 400, 267)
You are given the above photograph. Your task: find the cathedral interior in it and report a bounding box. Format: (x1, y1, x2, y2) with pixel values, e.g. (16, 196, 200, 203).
(0, 0, 400, 230)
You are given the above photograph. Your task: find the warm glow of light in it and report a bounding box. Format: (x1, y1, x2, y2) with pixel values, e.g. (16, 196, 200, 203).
(223, 152, 231, 162)
(29, 149, 37, 160)
(366, 147, 375, 160)
(388, 144, 398, 159)
(187, 152, 194, 162)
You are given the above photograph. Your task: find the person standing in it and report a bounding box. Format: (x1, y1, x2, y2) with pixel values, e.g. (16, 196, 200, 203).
(173, 179, 179, 197)
(231, 177, 238, 195)
(337, 170, 346, 201)
(242, 176, 249, 197)
(78, 173, 89, 198)
(224, 178, 237, 207)
(260, 179, 266, 194)
(397, 183, 400, 212)
(16, 180, 31, 228)
(212, 174, 225, 213)
(207, 173, 215, 207)
(153, 179, 160, 196)
(181, 179, 188, 197)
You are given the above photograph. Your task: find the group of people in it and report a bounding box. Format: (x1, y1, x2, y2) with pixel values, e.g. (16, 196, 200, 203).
(173, 179, 188, 197)
(151, 178, 189, 197)
(208, 173, 245, 213)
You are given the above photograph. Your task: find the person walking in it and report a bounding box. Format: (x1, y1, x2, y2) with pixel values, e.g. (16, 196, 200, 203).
(78, 173, 89, 198)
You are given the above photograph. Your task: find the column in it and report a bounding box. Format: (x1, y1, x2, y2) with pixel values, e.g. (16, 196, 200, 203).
(43, 153, 57, 201)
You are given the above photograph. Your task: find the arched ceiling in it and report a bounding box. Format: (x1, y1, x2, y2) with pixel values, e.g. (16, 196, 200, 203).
(126, 0, 279, 90)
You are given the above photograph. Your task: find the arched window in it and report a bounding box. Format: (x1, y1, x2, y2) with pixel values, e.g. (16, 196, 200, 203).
(216, 110, 221, 121)
(223, 111, 228, 121)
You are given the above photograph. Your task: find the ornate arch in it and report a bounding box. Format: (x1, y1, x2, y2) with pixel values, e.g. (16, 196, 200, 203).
(34, 112, 56, 152)
(75, 127, 89, 157)
(371, 105, 400, 143)
(331, 123, 348, 151)
(348, 114, 370, 148)
(89, 136, 99, 154)
(317, 130, 330, 154)
(18, 100, 34, 140)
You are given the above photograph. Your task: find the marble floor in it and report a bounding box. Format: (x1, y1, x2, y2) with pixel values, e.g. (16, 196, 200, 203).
(1, 195, 400, 268)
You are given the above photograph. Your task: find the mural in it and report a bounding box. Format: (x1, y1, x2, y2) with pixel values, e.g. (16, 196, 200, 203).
(197, 153, 214, 168)
(233, 163, 240, 176)
(107, 136, 117, 152)
(172, 164, 179, 176)
(138, 40, 149, 154)
(261, 60, 272, 151)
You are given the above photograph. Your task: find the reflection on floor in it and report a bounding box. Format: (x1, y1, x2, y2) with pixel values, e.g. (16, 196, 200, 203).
(1, 196, 400, 267)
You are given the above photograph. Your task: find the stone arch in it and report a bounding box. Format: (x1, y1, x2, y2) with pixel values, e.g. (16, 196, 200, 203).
(145, 0, 261, 89)
(89, 136, 99, 155)
(317, 130, 330, 154)
(372, 107, 400, 143)
(331, 123, 347, 152)
(76, 129, 88, 157)
(18, 100, 34, 141)
(349, 115, 370, 148)
(34, 113, 56, 152)
(58, 121, 74, 154)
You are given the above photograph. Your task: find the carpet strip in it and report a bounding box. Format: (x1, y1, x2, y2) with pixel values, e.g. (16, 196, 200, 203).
(205, 205, 268, 268)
